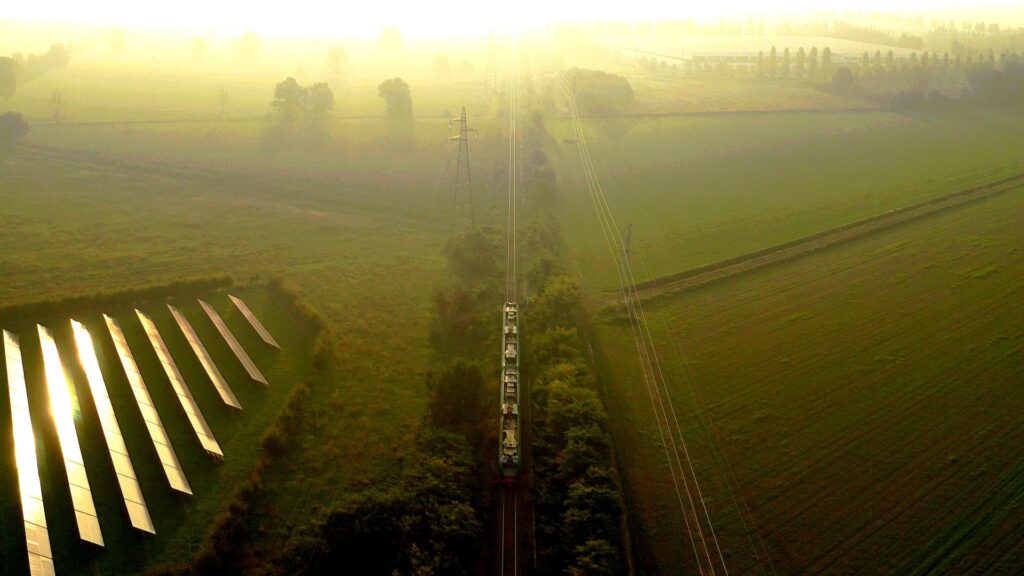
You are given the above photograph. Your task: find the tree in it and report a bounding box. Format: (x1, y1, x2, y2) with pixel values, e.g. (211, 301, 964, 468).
(768, 46, 778, 77)
(781, 47, 791, 78)
(565, 68, 633, 115)
(809, 47, 819, 77)
(265, 78, 335, 149)
(271, 77, 307, 122)
(0, 57, 15, 99)
(306, 82, 334, 145)
(433, 53, 452, 78)
(326, 46, 348, 76)
(426, 361, 485, 436)
(218, 86, 228, 119)
(757, 50, 764, 77)
(831, 66, 858, 95)
(796, 47, 806, 78)
(378, 77, 413, 120)
(239, 32, 262, 63)
(50, 91, 63, 123)
(0, 112, 29, 145)
(377, 26, 403, 55)
(822, 46, 832, 70)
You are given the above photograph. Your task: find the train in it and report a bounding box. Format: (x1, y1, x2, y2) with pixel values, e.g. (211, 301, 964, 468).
(499, 301, 520, 482)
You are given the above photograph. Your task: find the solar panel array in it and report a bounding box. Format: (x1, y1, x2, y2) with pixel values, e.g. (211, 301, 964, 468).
(200, 299, 269, 386)
(5, 330, 57, 576)
(230, 295, 280, 349)
(71, 320, 156, 534)
(104, 314, 193, 495)
(38, 324, 105, 547)
(136, 309, 223, 458)
(2, 295, 280, 574)
(169, 304, 242, 410)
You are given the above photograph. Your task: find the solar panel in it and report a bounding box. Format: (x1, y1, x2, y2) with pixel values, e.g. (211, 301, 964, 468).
(71, 320, 156, 534)
(199, 299, 268, 386)
(135, 310, 223, 459)
(168, 305, 242, 410)
(229, 294, 280, 349)
(104, 315, 192, 494)
(37, 324, 105, 547)
(5, 330, 58, 576)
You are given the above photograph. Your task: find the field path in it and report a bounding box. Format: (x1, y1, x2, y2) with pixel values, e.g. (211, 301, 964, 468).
(631, 171, 1024, 299)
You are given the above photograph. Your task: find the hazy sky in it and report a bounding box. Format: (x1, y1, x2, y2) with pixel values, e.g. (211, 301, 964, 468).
(5, 1, 1023, 38)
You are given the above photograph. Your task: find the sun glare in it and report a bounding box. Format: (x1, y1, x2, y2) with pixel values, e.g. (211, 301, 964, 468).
(4, 0, 1022, 39)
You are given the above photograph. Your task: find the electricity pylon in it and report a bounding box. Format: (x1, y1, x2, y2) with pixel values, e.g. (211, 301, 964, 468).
(448, 106, 478, 230)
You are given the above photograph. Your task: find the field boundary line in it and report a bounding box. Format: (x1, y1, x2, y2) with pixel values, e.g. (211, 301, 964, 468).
(630, 171, 1024, 299)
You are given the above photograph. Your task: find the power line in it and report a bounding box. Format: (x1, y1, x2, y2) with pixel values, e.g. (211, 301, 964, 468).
(559, 71, 731, 576)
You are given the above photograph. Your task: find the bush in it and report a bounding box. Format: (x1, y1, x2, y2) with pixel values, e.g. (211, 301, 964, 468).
(0, 111, 29, 145)
(566, 68, 634, 115)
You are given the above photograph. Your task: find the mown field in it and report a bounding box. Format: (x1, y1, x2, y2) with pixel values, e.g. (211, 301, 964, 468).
(589, 186, 1024, 574)
(552, 107, 1024, 290)
(0, 287, 316, 575)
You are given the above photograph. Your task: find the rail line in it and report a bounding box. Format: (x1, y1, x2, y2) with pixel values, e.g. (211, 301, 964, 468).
(500, 487, 519, 576)
(497, 43, 523, 576)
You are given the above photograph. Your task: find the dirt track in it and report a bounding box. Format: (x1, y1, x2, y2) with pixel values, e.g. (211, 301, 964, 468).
(632, 172, 1024, 299)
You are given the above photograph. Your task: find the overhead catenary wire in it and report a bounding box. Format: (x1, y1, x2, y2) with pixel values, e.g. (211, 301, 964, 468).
(506, 48, 518, 303)
(556, 72, 707, 573)
(558, 71, 732, 576)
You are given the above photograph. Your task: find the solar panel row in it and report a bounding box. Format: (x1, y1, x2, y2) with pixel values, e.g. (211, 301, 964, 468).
(136, 310, 224, 459)
(229, 294, 281, 349)
(4, 296, 274, 573)
(104, 314, 193, 495)
(71, 320, 156, 534)
(38, 325, 105, 547)
(169, 304, 243, 410)
(200, 299, 269, 386)
(5, 330, 57, 576)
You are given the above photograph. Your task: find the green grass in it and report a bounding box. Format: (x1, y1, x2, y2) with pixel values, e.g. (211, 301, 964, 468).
(0, 286, 316, 575)
(588, 188, 1024, 574)
(552, 108, 1024, 291)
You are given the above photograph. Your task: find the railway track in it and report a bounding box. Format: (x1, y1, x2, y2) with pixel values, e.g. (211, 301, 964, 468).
(499, 486, 519, 576)
(496, 41, 525, 576)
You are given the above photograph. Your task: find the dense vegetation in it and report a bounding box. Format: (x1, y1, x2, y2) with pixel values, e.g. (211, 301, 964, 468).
(565, 67, 634, 115)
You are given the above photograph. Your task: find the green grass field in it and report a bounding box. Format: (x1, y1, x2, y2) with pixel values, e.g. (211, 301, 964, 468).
(0, 287, 316, 575)
(587, 187, 1024, 574)
(553, 108, 1024, 290)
